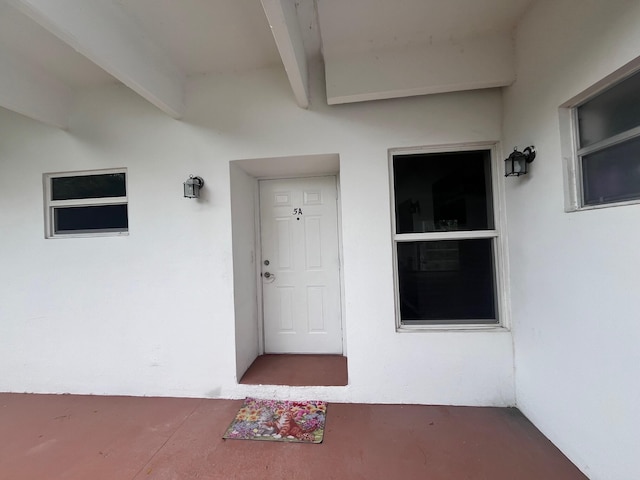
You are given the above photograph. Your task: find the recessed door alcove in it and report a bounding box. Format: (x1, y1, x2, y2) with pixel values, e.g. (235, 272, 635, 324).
(229, 153, 347, 386)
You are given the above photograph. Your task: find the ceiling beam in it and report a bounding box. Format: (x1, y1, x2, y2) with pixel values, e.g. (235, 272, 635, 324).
(7, 0, 185, 118)
(261, 0, 309, 108)
(0, 43, 73, 128)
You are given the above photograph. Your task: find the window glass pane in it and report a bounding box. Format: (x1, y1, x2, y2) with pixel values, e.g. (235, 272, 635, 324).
(582, 135, 640, 205)
(397, 239, 497, 323)
(52, 173, 126, 200)
(393, 151, 493, 233)
(54, 205, 128, 233)
(578, 70, 640, 148)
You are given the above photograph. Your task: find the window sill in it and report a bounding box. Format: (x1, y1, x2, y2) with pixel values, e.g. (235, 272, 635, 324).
(566, 198, 640, 213)
(396, 324, 510, 333)
(47, 230, 129, 239)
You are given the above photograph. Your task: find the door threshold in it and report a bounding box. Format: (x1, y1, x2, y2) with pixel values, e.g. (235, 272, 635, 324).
(239, 354, 348, 387)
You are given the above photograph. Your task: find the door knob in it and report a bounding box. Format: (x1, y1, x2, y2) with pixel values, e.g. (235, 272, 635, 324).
(264, 272, 272, 278)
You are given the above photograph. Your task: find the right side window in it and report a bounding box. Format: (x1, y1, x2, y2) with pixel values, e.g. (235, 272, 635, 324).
(572, 69, 640, 208)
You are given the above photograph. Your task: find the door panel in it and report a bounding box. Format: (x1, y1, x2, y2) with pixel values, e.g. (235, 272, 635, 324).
(259, 176, 342, 354)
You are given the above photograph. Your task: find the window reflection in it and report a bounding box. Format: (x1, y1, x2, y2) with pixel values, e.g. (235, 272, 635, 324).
(397, 239, 497, 322)
(394, 151, 493, 234)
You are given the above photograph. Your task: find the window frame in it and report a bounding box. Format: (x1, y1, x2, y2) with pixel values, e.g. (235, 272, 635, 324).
(388, 142, 510, 332)
(560, 58, 640, 212)
(43, 168, 129, 239)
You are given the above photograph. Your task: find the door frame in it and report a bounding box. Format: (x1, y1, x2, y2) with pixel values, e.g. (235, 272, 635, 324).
(253, 174, 346, 356)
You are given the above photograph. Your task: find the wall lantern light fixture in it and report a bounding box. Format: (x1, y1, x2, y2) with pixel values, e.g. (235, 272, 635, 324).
(184, 175, 204, 198)
(504, 146, 536, 177)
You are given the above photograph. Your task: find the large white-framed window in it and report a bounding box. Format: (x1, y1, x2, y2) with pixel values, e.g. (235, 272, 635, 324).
(389, 143, 507, 330)
(43, 168, 129, 238)
(560, 59, 640, 211)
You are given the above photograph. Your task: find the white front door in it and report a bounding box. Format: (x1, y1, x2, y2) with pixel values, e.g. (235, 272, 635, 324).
(259, 176, 342, 354)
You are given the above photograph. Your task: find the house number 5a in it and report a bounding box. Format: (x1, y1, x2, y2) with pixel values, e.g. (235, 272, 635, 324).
(293, 207, 303, 220)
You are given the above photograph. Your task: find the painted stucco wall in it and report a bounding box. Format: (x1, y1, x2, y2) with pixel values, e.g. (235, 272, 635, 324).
(504, 1, 640, 478)
(230, 163, 259, 381)
(0, 64, 514, 406)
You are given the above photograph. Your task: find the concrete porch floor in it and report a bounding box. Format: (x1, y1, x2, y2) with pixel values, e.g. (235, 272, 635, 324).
(239, 354, 348, 386)
(0, 393, 587, 480)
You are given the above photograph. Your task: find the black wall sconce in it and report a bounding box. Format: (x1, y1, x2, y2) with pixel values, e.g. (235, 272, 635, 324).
(184, 175, 204, 198)
(504, 146, 536, 177)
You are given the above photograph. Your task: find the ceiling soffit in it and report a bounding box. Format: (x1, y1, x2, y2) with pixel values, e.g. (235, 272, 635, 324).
(316, 0, 534, 104)
(0, 0, 535, 127)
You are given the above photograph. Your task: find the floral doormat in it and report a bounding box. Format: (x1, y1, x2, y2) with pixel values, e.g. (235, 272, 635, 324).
(222, 397, 327, 443)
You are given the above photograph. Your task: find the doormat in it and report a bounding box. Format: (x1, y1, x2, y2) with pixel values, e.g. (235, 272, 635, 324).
(222, 397, 327, 443)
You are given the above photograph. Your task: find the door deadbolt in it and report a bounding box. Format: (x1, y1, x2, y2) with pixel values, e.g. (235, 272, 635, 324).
(264, 260, 270, 266)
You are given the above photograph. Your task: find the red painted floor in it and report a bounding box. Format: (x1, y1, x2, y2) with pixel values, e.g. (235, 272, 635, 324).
(0, 393, 588, 480)
(240, 354, 348, 386)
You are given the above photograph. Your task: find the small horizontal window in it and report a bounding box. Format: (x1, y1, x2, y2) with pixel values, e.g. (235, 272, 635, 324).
(44, 169, 128, 238)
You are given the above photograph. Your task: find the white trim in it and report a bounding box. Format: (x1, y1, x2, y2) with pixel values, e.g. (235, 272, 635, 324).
(388, 141, 508, 331)
(253, 179, 265, 356)
(45, 228, 129, 239)
(43, 168, 128, 239)
(559, 107, 581, 212)
(336, 173, 348, 359)
(43, 167, 127, 178)
(248, 172, 337, 181)
(394, 230, 498, 242)
(577, 124, 640, 157)
(397, 324, 510, 333)
(559, 56, 640, 109)
(490, 141, 511, 332)
(49, 198, 126, 207)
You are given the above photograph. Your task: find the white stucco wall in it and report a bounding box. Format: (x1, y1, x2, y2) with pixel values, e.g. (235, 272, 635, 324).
(504, 1, 640, 479)
(230, 163, 259, 381)
(0, 63, 514, 406)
